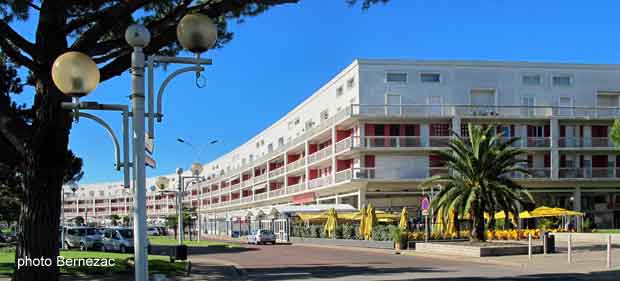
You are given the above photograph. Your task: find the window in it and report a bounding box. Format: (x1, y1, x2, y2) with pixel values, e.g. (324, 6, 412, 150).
(278, 137, 284, 147)
(320, 109, 329, 121)
(305, 120, 315, 129)
(267, 143, 273, 153)
(420, 73, 440, 83)
(522, 74, 541, 85)
(386, 72, 407, 83)
(552, 75, 572, 86)
(256, 142, 260, 148)
(346, 77, 355, 89)
(336, 86, 344, 97)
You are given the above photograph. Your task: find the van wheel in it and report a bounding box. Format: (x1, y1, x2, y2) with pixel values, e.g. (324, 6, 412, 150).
(79, 243, 86, 251)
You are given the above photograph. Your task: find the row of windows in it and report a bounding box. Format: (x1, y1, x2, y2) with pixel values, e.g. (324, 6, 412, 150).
(385, 72, 573, 87)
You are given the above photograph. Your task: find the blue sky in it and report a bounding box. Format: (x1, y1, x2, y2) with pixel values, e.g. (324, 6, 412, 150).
(10, 0, 620, 184)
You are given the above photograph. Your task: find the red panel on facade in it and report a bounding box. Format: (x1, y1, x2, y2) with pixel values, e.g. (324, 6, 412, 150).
(287, 176, 300, 185)
(429, 154, 443, 167)
(592, 126, 608, 138)
(336, 159, 353, 171)
(365, 124, 375, 136)
(544, 125, 550, 137)
(592, 155, 608, 168)
(292, 192, 316, 204)
(527, 155, 533, 168)
(309, 169, 318, 179)
(287, 154, 301, 163)
(544, 153, 550, 167)
(336, 129, 353, 141)
(527, 125, 535, 137)
(560, 154, 566, 167)
(309, 143, 318, 154)
(364, 155, 375, 168)
(560, 126, 566, 138)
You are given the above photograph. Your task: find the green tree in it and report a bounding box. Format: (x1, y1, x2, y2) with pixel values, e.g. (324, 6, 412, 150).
(108, 214, 120, 226)
(121, 215, 131, 227)
(611, 119, 620, 149)
(424, 124, 534, 241)
(72, 216, 84, 226)
(0, 1, 385, 279)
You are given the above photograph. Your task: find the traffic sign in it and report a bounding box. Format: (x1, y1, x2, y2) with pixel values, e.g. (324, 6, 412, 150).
(421, 197, 430, 216)
(145, 134, 154, 154)
(145, 155, 156, 168)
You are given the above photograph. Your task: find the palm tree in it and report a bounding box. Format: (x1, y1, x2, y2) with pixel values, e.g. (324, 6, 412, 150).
(424, 124, 534, 241)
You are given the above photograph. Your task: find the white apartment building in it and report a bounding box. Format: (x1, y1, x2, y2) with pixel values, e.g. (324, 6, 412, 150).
(63, 59, 620, 237)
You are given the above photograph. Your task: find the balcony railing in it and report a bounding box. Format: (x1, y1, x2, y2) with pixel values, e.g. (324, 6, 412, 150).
(558, 137, 612, 148)
(219, 186, 230, 193)
(269, 188, 285, 198)
(351, 104, 620, 119)
(526, 137, 550, 148)
(429, 136, 451, 147)
(268, 166, 285, 178)
(359, 136, 423, 148)
(428, 167, 449, 177)
(512, 168, 551, 179)
(308, 146, 332, 164)
(286, 183, 304, 194)
(559, 168, 618, 178)
(335, 169, 352, 183)
(308, 176, 332, 189)
(335, 136, 353, 153)
(255, 192, 268, 201)
(230, 198, 241, 205)
(286, 158, 305, 171)
(241, 196, 253, 203)
(230, 183, 240, 191)
(254, 173, 267, 183)
(241, 179, 252, 188)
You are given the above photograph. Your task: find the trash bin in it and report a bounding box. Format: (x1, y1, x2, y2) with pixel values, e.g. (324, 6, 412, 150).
(544, 233, 555, 253)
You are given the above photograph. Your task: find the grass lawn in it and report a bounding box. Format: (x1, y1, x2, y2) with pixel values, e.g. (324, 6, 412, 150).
(148, 236, 236, 247)
(592, 229, 620, 234)
(0, 247, 186, 277)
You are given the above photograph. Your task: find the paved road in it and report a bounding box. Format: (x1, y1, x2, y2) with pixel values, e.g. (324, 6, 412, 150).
(189, 243, 620, 281)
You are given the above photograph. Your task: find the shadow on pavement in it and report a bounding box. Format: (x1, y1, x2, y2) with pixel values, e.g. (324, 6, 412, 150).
(244, 265, 447, 280)
(150, 244, 258, 256)
(403, 270, 620, 281)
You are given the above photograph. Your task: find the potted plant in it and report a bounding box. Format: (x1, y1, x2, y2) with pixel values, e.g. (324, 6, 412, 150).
(390, 226, 405, 253)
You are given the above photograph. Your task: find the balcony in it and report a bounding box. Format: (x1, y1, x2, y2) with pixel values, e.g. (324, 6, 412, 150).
(286, 183, 304, 194)
(286, 158, 305, 171)
(219, 186, 230, 193)
(241, 179, 252, 188)
(511, 168, 551, 179)
(335, 136, 353, 153)
(351, 104, 620, 119)
(254, 173, 267, 183)
(229, 198, 241, 205)
(559, 168, 618, 179)
(428, 167, 449, 177)
(558, 137, 613, 148)
(526, 137, 550, 148)
(269, 188, 285, 198)
(241, 196, 253, 203)
(230, 183, 241, 191)
(255, 192, 268, 201)
(359, 136, 423, 149)
(308, 146, 332, 164)
(308, 176, 333, 189)
(335, 169, 352, 183)
(268, 166, 285, 178)
(429, 136, 450, 147)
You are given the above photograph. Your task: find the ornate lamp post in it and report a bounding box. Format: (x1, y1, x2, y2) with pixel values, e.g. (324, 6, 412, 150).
(51, 14, 217, 281)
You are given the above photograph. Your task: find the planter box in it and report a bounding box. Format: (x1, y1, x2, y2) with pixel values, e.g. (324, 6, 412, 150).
(415, 242, 543, 257)
(290, 237, 394, 249)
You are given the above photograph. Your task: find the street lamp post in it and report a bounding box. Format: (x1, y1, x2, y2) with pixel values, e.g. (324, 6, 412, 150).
(175, 167, 205, 245)
(61, 182, 79, 249)
(52, 14, 218, 281)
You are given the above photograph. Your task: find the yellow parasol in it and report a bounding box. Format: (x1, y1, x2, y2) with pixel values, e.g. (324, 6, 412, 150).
(358, 206, 366, 240)
(323, 208, 338, 239)
(364, 203, 377, 240)
(399, 207, 408, 231)
(446, 209, 457, 237)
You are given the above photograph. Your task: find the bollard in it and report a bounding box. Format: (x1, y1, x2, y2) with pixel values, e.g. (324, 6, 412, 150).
(543, 233, 548, 255)
(568, 232, 572, 264)
(607, 234, 612, 269)
(528, 233, 532, 262)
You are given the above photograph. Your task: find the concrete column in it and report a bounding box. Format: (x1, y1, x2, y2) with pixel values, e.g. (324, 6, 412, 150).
(421, 124, 430, 147)
(550, 117, 560, 179)
(451, 115, 461, 137)
(573, 187, 582, 231)
(358, 121, 365, 148)
(335, 194, 341, 204)
(304, 141, 309, 190)
(284, 153, 288, 193)
(331, 126, 337, 184)
(358, 188, 366, 210)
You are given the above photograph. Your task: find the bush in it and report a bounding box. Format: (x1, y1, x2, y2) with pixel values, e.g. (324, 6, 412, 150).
(341, 223, 357, 240)
(583, 219, 593, 232)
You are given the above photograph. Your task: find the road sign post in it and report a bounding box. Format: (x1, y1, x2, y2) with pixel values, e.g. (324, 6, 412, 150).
(421, 197, 430, 242)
